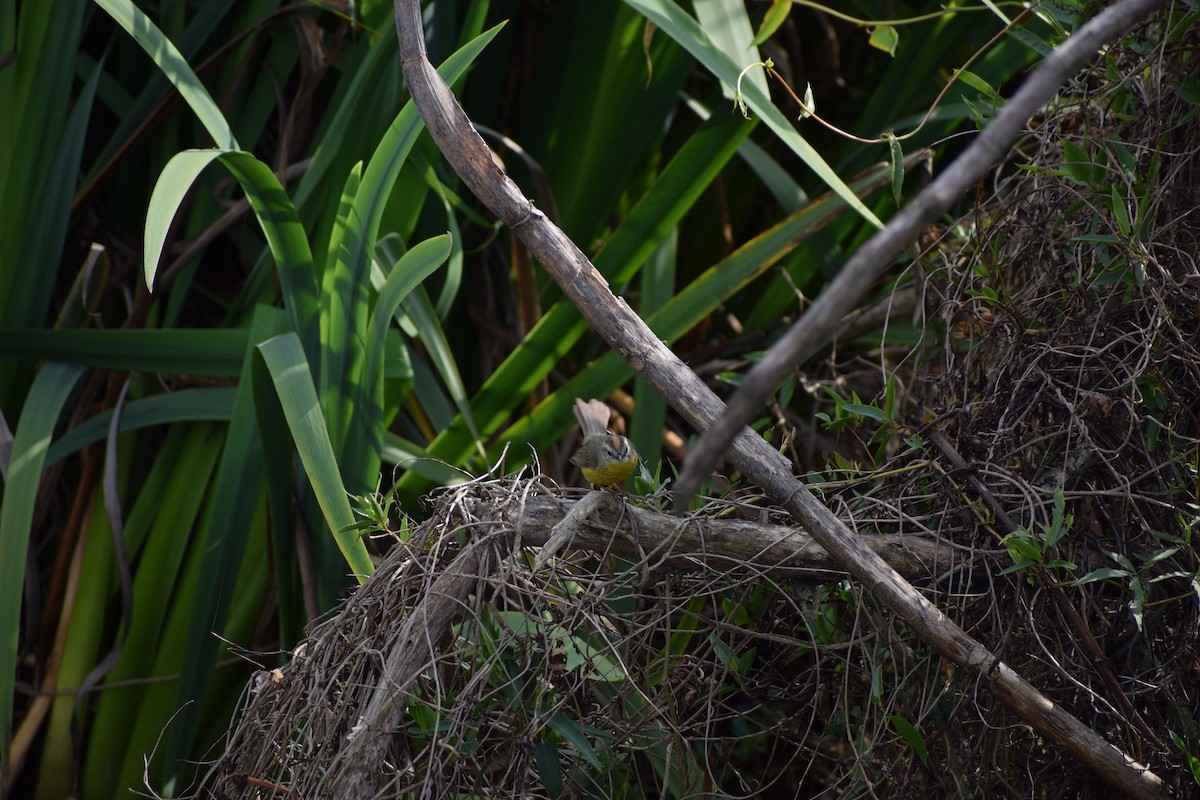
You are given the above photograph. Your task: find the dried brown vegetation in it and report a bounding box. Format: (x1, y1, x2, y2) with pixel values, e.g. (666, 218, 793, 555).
(187, 7, 1199, 799)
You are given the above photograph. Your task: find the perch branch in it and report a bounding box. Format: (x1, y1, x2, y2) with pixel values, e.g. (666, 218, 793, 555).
(510, 495, 966, 581)
(391, 1, 1165, 796)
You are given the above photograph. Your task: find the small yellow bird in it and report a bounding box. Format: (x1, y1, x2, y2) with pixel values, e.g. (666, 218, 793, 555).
(570, 398, 639, 487)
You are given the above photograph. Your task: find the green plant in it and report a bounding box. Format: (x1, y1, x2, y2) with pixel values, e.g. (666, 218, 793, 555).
(1000, 488, 1077, 582)
(0, 0, 1047, 794)
(1073, 505, 1200, 632)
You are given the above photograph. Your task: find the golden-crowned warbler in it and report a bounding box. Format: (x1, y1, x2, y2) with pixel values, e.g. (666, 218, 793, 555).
(570, 398, 638, 487)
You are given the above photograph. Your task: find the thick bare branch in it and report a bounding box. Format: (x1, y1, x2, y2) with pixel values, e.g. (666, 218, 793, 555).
(509, 495, 966, 580)
(390, 1, 1166, 796)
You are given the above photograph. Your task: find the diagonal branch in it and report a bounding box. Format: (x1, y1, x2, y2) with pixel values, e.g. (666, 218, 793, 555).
(391, 1, 1165, 796)
(672, 0, 1168, 506)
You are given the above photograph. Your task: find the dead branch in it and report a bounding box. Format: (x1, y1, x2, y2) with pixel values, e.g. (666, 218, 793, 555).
(390, 1, 1166, 795)
(675, 0, 1169, 505)
(508, 494, 966, 581)
(331, 539, 499, 798)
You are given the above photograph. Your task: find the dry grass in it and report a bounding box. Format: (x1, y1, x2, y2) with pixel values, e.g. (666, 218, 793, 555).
(184, 7, 1199, 798)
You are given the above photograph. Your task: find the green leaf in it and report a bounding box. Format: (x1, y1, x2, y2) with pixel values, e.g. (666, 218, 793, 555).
(144, 149, 318, 352)
(256, 333, 374, 581)
(890, 715, 928, 764)
(0, 363, 85, 765)
(1, 30, 96, 334)
(81, 423, 223, 795)
(753, 0, 791, 46)
(695, 0, 768, 101)
(1007, 25, 1052, 57)
(319, 25, 502, 461)
(546, 711, 603, 770)
(163, 306, 283, 786)
(1003, 535, 1042, 562)
(144, 149, 222, 290)
(0, 328, 247, 376)
(93, 0, 237, 149)
(1073, 567, 1130, 585)
(46, 388, 235, 466)
(623, 0, 883, 229)
(1061, 139, 1093, 185)
(346, 233, 455, 490)
(367, 234, 453, 408)
(1169, 730, 1200, 784)
(956, 69, 1001, 102)
(842, 403, 888, 423)
(1110, 185, 1132, 235)
(869, 25, 899, 56)
(887, 132, 904, 205)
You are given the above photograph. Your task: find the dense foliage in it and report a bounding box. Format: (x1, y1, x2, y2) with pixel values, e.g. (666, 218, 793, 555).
(4, 0, 1160, 796)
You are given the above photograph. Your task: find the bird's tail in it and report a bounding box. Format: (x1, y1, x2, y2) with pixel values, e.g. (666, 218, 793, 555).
(573, 398, 612, 437)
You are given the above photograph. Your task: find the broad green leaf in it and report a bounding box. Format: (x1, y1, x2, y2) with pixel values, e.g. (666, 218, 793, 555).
(344, 233, 455, 491)
(684, 96, 807, 211)
(1169, 730, 1200, 783)
(367, 234, 453, 408)
(512, 4, 694, 243)
(957, 69, 1001, 102)
(81, 424, 221, 796)
(257, 333, 374, 581)
(890, 715, 929, 764)
(162, 307, 282, 788)
(869, 25, 899, 56)
(46, 388, 235, 466)
(695, 0, 768, 100)
(370, 237, 480, 462)
(319, 25, 503, 462)
(1007, 25, 1052, 56)
(0, 328, 247, 376)
(144, 149, 319, 353)
(546, 711, 603, 770)
(1061, 139, 1092, 185)
(843, 403, 889, 422)
(1, 38, 96, 335)
(37, 494, 119, 799)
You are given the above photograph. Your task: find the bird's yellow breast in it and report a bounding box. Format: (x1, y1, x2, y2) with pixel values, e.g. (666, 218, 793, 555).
(572, 433, 638, 486)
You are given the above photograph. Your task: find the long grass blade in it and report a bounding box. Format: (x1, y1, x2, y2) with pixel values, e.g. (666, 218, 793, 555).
(159, 306, 281, 787)
(0, 363, 85, 769)
(93, 0, 237, 150)
(143, 149, 319, 353)
(257, 333, 374, 581)
(0, 328, 247, 375)
(318, 24, 503, 460)
(623, 0, 883, 229)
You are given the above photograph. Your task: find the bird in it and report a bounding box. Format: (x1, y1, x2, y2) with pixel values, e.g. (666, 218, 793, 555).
(569, 398, 639, 487)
